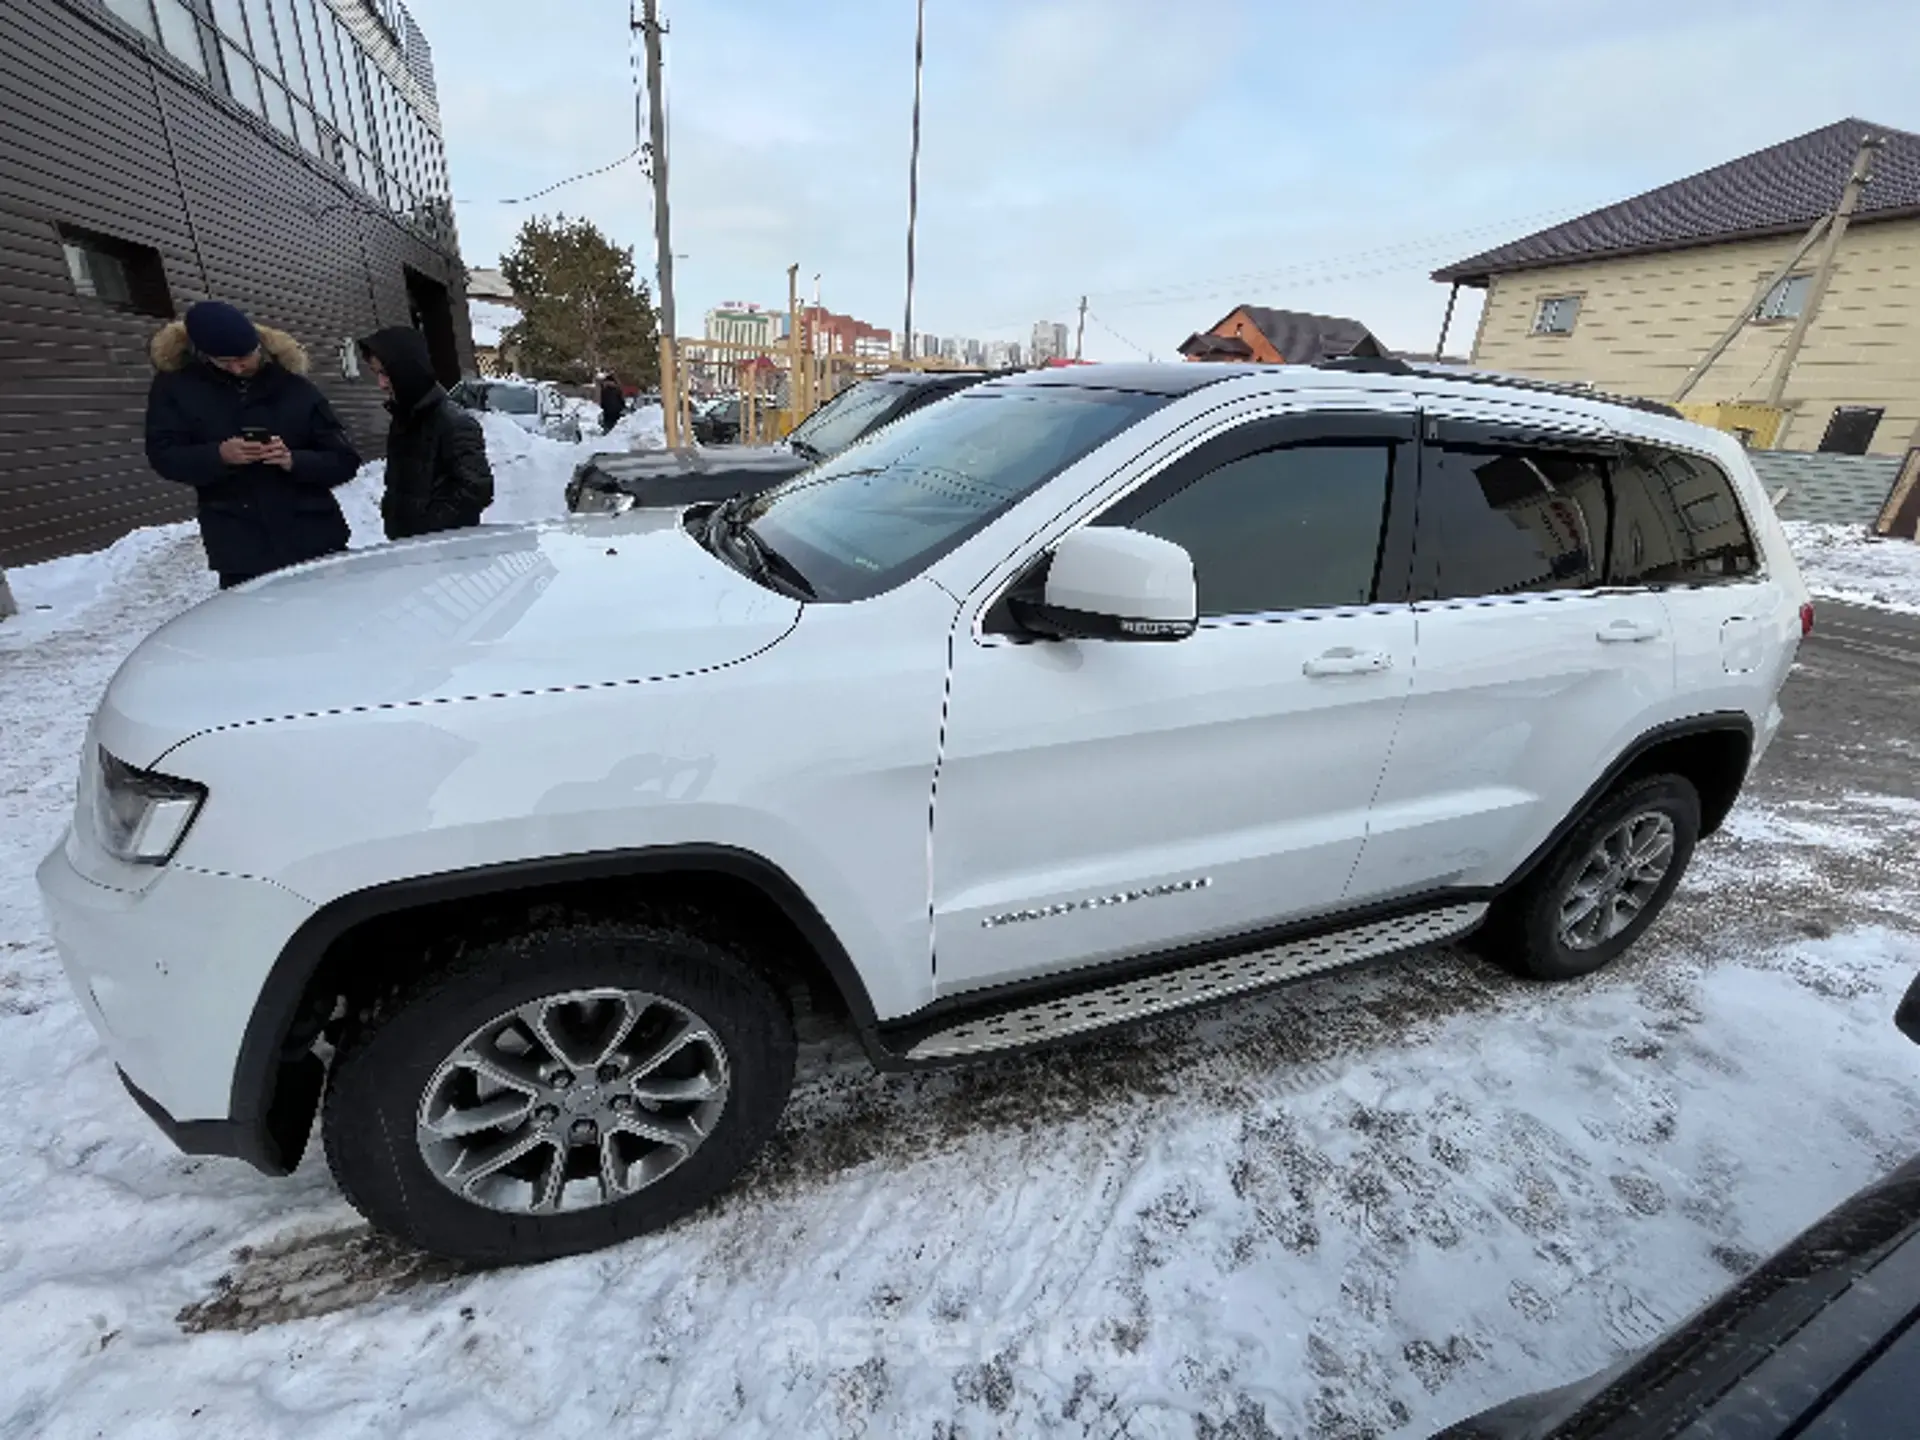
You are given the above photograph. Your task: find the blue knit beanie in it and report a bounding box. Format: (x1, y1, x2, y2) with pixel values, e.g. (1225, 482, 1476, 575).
(184, 300, 260, 359)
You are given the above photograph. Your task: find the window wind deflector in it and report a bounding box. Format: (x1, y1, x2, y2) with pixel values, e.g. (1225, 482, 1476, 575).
(1425, 417, 1619, 459)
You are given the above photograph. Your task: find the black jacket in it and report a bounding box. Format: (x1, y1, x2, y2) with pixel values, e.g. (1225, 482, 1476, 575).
(145, 321, 361, 578)
(359, 327, 494, 541)
(599, 379, 625, 430)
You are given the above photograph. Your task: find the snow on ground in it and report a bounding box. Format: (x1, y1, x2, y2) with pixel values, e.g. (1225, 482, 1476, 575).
(1782, 519, 1920, 614)
(1, 448, 1919, 1436)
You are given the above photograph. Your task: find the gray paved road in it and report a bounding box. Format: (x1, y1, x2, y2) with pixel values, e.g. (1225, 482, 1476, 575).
(1759, 598, 1920, 809)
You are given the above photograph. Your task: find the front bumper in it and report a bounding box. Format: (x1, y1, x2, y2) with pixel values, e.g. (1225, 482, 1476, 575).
(38, 832, 320, 1167)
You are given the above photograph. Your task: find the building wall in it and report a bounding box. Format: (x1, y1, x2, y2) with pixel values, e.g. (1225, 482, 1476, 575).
(1470, 217, 1920, 454)
(0, 0, 472, 566)
(1210, 308, 1282, 363)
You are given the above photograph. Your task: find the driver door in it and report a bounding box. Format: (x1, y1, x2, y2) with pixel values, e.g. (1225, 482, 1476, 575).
(929, 410, 1420, 996)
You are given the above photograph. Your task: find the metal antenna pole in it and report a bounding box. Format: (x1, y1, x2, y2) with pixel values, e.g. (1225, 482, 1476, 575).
(902, 0, 925, 360)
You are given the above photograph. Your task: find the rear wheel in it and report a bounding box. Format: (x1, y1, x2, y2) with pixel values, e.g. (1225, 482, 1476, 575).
(1475, 775, 1701, 981)
(323, 922, 795, 1264)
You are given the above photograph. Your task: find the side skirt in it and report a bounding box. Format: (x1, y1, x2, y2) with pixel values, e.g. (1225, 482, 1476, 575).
(871, 897, 1488, 1068)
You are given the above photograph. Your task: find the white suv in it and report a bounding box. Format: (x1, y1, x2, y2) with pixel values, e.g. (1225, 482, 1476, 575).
(39, 362, 1810, 1263)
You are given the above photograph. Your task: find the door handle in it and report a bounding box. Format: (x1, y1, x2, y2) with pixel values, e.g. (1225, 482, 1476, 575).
(1303, 647, 1393, 677)
(1596, 619, 1664, 644)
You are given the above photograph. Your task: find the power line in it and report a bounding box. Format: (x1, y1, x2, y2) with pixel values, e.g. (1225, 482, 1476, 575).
(1085, 309, 1150, 357)
(455, 143, 649, 207)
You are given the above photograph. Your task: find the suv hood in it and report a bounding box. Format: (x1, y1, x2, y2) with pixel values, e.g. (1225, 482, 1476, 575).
(98, 513, 800, 768)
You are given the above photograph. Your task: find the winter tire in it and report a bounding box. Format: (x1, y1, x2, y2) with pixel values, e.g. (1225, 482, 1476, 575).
(1475, 774, 1701, 982)
(323, 923, 796, 1264)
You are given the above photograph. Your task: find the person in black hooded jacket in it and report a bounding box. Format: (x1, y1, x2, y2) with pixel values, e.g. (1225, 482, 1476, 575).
(145, 300, 361, 587)
(357, 326, 493, 540)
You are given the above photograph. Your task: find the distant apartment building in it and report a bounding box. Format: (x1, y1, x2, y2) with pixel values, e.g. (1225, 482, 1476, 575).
(801, 304, 891, 361)
(1031, 320, 1070, 363)
(916, 333, 942, 360)
(985, 340, 1022, 370)
(704, 302, 782, 350)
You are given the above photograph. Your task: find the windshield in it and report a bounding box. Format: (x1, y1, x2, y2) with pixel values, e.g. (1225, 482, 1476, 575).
(787, 381, 910, 458)
(741, 387, 1166, 601)
(488, 385, 539, 415)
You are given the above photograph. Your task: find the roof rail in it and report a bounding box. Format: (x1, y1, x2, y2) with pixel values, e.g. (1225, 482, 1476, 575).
(1313, 355, 1413, 376)
(1400, 363, 1685, 420)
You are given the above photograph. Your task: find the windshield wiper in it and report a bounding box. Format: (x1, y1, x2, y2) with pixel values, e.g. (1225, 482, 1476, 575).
(705, 495, 815, 599)
(789, 437, 822, 463)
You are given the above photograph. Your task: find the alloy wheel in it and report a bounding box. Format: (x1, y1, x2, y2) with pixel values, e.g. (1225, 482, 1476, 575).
(1557, 811, 1677, 952)
(415, 988, 730, 1215)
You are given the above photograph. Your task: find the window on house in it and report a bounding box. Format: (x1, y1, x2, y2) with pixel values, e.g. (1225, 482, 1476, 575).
(60, 227, 174, 318)
(102, 0, 157, 40)
(211, 0, 248, 45)
(222, 43, 262, 113)
(152, 0, 209, 75)
(261, 74, 294, 135)
(269, 0, 309, 98)
(1531, 295, 1581, 335)
(241, 0, 279, 73)
(1755, 273, 1813, 322)
(297, 0, 337, 121)
(1818, 406, 1884, 456)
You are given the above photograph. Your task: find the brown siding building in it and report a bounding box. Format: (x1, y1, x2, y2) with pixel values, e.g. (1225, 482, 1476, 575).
(1, 0, 474, 567)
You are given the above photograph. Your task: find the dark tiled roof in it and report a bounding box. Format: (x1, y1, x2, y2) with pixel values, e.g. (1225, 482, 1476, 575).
(1178, 331, 1255, 358)
(1434, 119, 1920, 285)
(1227, 306, 1385, 362)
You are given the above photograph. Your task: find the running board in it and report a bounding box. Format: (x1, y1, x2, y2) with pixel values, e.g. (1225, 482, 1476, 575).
(905, 903, 1487, 1062)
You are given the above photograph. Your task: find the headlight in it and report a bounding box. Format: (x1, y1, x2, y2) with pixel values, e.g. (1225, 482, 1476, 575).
(93, 748, 205, 864)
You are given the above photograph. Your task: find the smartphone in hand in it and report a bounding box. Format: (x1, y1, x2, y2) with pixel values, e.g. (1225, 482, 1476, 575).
(241, 426, 272, 444)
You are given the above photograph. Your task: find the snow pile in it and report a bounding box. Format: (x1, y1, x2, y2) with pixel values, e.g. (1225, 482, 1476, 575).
(1782, 520, 1920, 614)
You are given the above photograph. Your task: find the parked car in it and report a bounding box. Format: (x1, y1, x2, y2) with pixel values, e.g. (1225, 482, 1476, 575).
(690, 396, 741, 445)
(40, 359, 1811, 1264)
(1442, 967, 1920, 1439)
(567, 369, 995, 513)
(447, 378, 582, 442)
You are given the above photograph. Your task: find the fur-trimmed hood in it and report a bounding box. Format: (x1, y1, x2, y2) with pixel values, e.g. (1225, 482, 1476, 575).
(149, 319, 309, 375)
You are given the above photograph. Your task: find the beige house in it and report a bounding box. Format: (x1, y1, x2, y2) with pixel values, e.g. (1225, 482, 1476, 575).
(1434, 119, 1920, 456)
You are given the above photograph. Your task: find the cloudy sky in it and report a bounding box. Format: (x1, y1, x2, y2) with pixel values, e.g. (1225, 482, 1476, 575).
(409, 0, 1919, 362)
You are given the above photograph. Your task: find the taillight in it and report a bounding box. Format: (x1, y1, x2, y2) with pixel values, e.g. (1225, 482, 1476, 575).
(1800, 602, 1815, 637)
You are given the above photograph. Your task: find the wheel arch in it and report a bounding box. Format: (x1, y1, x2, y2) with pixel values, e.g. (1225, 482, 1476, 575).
(1501, 711, 1754, 895)
(232, 845, 881, 1173)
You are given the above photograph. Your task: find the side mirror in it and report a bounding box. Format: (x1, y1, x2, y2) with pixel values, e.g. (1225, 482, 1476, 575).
(1012, 526, 1197, 642)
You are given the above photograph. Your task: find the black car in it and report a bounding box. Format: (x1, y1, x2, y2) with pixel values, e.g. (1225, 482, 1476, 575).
(566, 369, 995, 513)
(1441, 969, 1920, 1439)
(691, 396, 741, 445)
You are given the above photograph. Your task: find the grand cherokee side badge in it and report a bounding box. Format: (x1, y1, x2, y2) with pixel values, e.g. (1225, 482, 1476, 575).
(982, 877, 1212, 929)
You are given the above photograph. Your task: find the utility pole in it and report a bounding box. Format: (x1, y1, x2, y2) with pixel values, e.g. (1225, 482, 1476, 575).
(1767, 133, 1883, 410)
(1434, 281, 1460, 360)
(636, 0, 681, 447)
(902, 0, 925, 361)
(1672, 132, 1882, 408)
(786, 261, 803, 428)
(1074, 295, 1087, 361)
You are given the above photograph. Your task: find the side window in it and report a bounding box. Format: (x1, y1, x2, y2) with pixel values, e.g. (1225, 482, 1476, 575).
(1417, 445, 1609, 600)
(1608, 443, 1758, 584)
(1120, 443, 1395, 616)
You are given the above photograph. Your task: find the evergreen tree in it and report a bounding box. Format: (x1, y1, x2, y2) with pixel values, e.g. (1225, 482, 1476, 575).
(498, 215, 660, 385)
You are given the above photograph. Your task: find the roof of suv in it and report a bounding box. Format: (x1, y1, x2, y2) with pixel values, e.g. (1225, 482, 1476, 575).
(974, 360, 1686, 422)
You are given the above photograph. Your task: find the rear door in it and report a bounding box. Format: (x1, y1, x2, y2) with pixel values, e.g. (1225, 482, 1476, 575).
(1348, 410, 1677, 902)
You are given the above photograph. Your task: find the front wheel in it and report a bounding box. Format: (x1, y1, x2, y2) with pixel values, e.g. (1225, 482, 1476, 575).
(1475, 775, 1701, 981)
(323, 923, 795, 1264)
